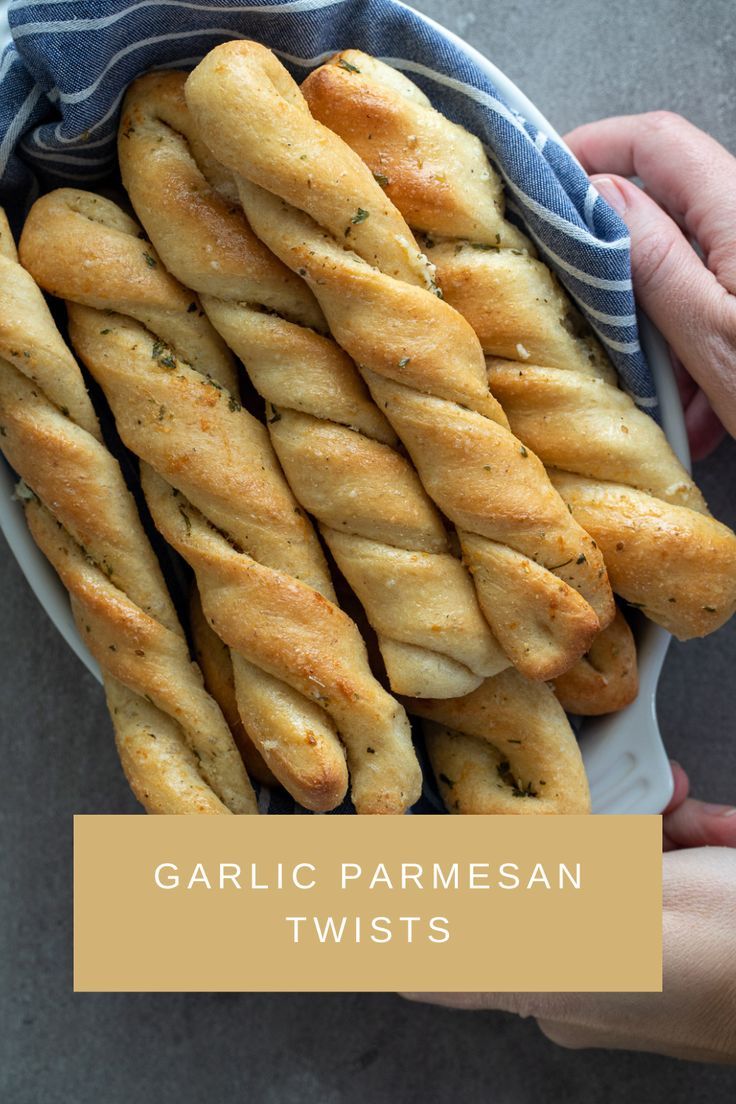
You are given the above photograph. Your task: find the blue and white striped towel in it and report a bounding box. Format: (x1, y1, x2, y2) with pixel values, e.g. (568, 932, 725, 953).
(0, 0, 654, 408)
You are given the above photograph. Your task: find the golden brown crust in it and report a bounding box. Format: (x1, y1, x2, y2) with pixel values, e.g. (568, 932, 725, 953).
(105, 676, 231, 815)
(550, 471, 736, 637)
(486, 354, 704, 511)
(184, 41, 615, 681)
(407, 670, 591, 815)
(429, 246, 616, 383)
(20, 190, 420, 814)
(140, 463, 417, 814)
(0, 207, 254, 814)
(552, 608, 638, 715)
(302, 52, 528, 251)
(188, 586, 276, 786)
(303, 50, 736, 641)
(117, 70, 506, 699)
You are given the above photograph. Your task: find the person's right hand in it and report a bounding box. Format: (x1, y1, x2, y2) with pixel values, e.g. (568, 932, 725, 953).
(565, 112, 736, 459)
(406, 762, 736, 1063)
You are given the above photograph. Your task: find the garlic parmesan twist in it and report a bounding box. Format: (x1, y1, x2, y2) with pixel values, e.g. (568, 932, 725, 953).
(117, 71, 506, 700)
(0, 208, 254, 814)
(20, 191, 420, 814)
(303, 51, 736, 640)
(407, 670, 591, 815)
(185, 41, 615, 681)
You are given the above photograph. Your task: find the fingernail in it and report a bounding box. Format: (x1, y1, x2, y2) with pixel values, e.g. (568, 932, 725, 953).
(593, 176, 628, 216)
(700, 803, 736, 817)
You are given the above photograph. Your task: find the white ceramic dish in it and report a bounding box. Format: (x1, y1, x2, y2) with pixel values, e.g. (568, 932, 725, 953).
(0, 2, 679, 813)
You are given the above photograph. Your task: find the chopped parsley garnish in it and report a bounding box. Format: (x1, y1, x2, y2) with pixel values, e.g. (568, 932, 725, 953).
(178, 504, 192, 536)
(512, 780, 537, 798)
(338, 58, 361, 73)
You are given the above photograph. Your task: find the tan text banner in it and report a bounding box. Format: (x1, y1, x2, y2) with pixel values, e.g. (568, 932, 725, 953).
(74, 814, 661, 992)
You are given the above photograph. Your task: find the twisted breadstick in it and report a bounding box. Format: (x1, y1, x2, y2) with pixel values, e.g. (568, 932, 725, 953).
(302, 51, 736, 639)
(551, 608, 637, 716)
(185, 41, 615, 681)
(117, 70, 506, 700)
(0, 208, 254, 814)
(407, 670, 591, 814)
(188, 585, 276, 785)
(20, 190, 420, 814)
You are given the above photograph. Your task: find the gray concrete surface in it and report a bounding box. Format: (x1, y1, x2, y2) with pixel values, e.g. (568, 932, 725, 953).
(2, 0, 736, 1100)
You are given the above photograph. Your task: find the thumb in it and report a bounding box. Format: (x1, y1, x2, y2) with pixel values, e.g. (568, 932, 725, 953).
(663, 797, 736, 850)
(592, 174, 736, 437)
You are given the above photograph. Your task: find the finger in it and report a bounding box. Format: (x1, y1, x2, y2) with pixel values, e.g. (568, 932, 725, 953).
(663, 797, 736, 849)
(663, 761, 690, 814)
(566, 112, 736, 290)
(670, 355, 726, 458)
(537, 1017, 730, 1062)
(673, 355, 698, 408)
(684, 388, 727, 460)
(663, 762, 690, 852)
(537, 1017, 643, 1052)
(591, 174, 736, 437)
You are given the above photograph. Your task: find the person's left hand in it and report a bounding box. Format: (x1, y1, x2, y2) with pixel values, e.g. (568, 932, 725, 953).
(404, 763, 736, 1063)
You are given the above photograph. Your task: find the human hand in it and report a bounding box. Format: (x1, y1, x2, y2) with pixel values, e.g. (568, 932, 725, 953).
(405, 764, 736, 1063)
(564, 112, 736, 459)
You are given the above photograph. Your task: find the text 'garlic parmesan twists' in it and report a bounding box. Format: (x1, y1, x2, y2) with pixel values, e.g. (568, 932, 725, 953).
(303, 51, 736, 639)
(117, 70, 506, 700)
(185, 41, 616, 681)
(19, 191, 421, 814)
(0, 208, 255, 815)
(407, 671, 590, 814)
